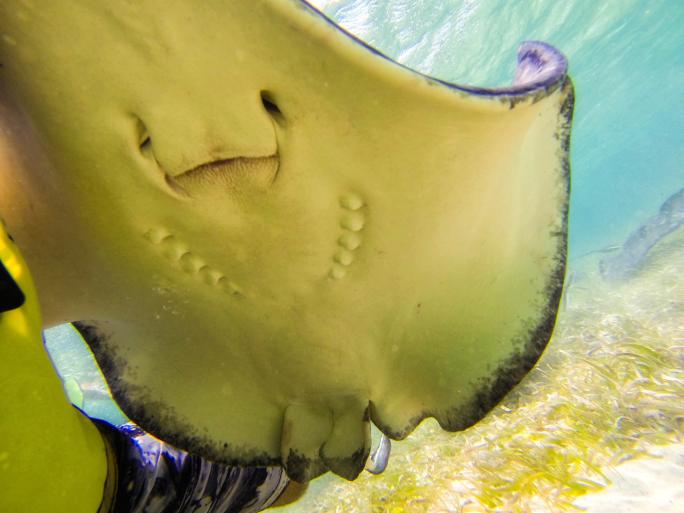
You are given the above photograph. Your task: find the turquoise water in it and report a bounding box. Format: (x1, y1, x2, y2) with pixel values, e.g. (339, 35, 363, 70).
(311, 0, 684, 259)
(44, 324, 128, 426)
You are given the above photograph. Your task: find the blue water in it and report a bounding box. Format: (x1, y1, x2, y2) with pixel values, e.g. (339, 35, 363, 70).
(311, 0, 684, 259)
(45, 324, 128, 426)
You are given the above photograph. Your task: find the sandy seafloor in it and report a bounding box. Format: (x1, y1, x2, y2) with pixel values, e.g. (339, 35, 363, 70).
(572, 443, 684, 513)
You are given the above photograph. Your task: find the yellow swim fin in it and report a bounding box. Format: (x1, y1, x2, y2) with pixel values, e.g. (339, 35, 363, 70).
(0, 222, 107, 513)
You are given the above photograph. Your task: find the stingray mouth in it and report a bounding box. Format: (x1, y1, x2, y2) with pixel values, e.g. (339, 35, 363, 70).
(163, 155, 280, 197)
(134, 109, 281, 198)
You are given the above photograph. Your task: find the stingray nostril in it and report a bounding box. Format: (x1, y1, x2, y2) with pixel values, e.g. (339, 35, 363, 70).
(140, 135, 152, 154)
(134, 116, 153, 156)
(260, 91, 285, 125)
(132, 115, 189, 200)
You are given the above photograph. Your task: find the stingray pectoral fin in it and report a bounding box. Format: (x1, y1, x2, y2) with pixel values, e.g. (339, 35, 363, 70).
(367, 48, 573, 440)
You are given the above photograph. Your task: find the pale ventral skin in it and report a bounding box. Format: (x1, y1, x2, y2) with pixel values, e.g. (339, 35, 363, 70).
(0, 0, 572, 482)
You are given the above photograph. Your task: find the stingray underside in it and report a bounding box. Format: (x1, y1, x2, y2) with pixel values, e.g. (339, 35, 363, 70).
(0, 0, 572, 482)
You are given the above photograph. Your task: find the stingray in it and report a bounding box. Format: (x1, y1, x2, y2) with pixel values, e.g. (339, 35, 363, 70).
(600, 188, 684, 281)
(0, 1, 572, 482)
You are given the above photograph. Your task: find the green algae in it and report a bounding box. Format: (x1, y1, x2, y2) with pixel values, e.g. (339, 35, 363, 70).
(281, 228, 684, 512)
